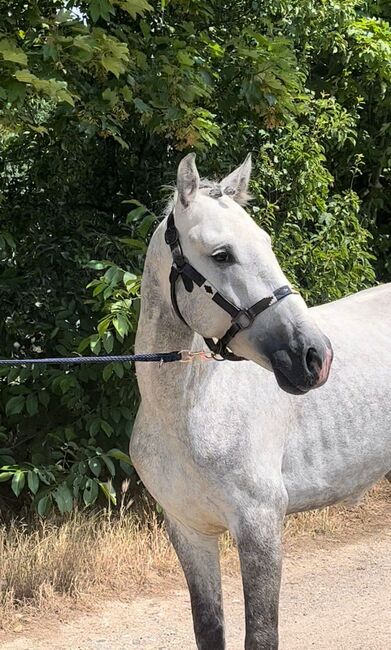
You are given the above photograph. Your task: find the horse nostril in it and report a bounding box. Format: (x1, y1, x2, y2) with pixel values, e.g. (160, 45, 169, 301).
(305, 347, 321, 377)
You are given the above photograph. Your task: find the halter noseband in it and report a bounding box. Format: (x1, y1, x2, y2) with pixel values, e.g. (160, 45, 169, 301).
(165, 211, 294, 361)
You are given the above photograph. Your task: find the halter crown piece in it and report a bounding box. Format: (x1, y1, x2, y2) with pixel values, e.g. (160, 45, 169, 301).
(165, 210, 295, 362)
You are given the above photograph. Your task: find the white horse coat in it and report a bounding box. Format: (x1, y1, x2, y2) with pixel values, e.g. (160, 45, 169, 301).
(131, 154, 390, 650)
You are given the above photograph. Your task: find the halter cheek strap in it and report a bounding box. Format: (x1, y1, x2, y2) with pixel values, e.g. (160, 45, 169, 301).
(165, 211, 295, 361)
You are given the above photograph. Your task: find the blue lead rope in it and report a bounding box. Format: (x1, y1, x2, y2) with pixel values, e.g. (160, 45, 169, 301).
(0, 352, 182, 367)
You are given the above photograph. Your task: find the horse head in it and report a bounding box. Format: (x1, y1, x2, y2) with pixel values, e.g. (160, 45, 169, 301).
(167, 153, 333, 394)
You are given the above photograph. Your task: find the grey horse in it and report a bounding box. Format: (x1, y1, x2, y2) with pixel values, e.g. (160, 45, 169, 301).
(130, 153, 391, 650)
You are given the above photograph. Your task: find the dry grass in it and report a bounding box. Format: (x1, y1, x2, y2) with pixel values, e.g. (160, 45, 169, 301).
(0, 481, 389, 632)
(0, 508, 177, 631)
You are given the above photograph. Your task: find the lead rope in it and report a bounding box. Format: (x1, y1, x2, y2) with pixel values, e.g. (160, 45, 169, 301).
(0, 350, 214, 367)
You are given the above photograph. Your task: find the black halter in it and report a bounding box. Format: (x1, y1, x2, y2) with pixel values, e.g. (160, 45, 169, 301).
(165, 211, 294, 361)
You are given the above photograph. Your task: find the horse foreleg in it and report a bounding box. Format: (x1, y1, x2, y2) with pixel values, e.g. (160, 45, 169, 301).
(165, 514, 225, 650)
(232, 502, 284, 650)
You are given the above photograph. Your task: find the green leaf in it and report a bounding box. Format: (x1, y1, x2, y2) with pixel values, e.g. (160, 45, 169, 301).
(134, 97, 152, 113)
(98, 480, 117, 505)
(113, 314, 128, 338)
(137, 213, 156, 237)
(89, 0, 115, 22)
(26, 393, 38, 416)
(14, 69, 36, 84)
(14, 70, 76, 106)
(0, 471, 14, 482)
(89, 419, 101, 436)
(113, 362, 124, 378)
(93, 283, 107, 298)
(2, 231, 16, 248)
(42, 42, 58, 62)
(112, 134, 129, 150)
(83, 478, 99, 505)
(38, 391, 50, 408)
(102, 363, 114, 381)
(86, 260, 109, 270)
(6, 395, 25, 416)
(126, 206, 147, 222)
(177, 50, 194, 66)
(88, 457, 102, 477)
(37, 495, 50, 517)
(0, 39, 28, 65)
(102, 331, 114, 353)
(1, 79, 26, 103)
(53, 483, 73, 513)
(123, 271, 138, 288)
(90, 335, 101, 355)
(118, 237, 147, 251)
(119, 0, 152, 19)
(121, 85, 133, 102)
(120, 460, 134, 476)
(7, 367, 19, 382)
(102, 88, 119, 105)
(37, 469, 52, 485)
(107, 448, 133, 466)
(101, 56, 126, 78)
(11, 470, 25, 497)
(102, 454, 116, 475)
(27, 470, 39, 494)
(100, 420, 113, 436)
(0, 455, 15, 465)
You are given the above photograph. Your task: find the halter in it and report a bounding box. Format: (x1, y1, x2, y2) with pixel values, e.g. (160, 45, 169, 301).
(165, 211, 295, 361)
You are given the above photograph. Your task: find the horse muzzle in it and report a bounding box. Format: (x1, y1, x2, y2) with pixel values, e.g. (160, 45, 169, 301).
(269, 336, 333, 395)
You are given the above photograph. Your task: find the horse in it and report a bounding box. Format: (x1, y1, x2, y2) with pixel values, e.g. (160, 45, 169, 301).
(130, 153, 391, 650)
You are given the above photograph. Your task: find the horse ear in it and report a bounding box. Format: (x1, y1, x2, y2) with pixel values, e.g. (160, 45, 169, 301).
(220, 153, 252, 205)
(177, 153, 200, 208)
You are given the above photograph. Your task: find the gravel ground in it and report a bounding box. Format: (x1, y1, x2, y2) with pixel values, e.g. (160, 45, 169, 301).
(1, 523, 390, 650)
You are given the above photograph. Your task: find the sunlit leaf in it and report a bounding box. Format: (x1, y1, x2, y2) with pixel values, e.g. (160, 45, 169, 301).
(11, 470, 25, 497)
(118, 0, 153, 20)
(0, 39, 27, 65)
(107, 448, 132, 466)
(0, 472, 14, 482)
(98, 480, 117, 505)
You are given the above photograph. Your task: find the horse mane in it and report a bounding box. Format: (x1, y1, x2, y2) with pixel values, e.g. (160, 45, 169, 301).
(160, 176, 251, 218)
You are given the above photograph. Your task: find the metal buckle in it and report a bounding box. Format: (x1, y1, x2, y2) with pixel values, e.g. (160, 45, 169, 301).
(233, 310, 252, 330)
(180, 350, 214, 363)
(173, 257, 186, 270)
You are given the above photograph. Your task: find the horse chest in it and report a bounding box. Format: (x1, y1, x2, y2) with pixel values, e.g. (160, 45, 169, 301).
(130, 420, 228, 531)
(131, 403, 285, 532)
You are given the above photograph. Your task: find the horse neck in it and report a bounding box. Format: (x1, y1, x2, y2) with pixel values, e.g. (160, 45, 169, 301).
(135, 223, 206, 407)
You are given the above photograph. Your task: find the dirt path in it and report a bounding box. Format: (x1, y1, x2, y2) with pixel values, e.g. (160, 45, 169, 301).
(1, 523, 390, 650)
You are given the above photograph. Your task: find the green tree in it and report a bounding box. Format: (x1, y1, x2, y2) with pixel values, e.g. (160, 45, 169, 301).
(0, 0, 386, 513)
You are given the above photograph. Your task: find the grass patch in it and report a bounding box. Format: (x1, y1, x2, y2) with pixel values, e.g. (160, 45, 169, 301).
(0, 508, 177, 631)
(0, 481, 389, 632)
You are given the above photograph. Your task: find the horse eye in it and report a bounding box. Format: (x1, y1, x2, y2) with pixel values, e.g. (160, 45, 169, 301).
(212, 250, 234, 264)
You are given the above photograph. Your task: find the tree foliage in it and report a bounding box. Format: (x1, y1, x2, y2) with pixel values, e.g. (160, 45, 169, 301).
(0, 1, 389, 513)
